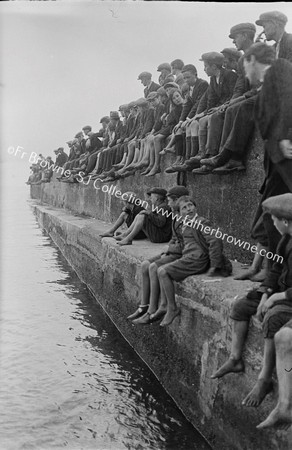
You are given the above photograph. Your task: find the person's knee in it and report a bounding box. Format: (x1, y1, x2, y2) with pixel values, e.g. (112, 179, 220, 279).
(149, 262, 158, 274)
(141, 260, 150, 274)
(157, 266, 167, 278)
(230, 295, 250, 321)
(275, 326, 292, 347)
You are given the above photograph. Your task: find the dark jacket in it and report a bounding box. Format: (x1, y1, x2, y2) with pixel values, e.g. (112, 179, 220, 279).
(144, 81, 160, 98)
(181, 215, 232, 273)
(158, 104, 183, 136)
(255, 58, 292, 191)
(180, 78, 209, 121)
(278, 32, 292, 63)
(56, 152, 68, 167)
(153, 103, 166, 132)
(197, 68, 237, 112)
(167, 219, 184, 256)
(141, 107, 155, 138)
(109, 120, 124, 148)
(262, 234, 292, 301)
(232, 55, 255, 99)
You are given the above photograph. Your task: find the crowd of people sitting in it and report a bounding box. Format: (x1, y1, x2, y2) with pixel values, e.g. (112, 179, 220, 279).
(28, 10, 292, 433)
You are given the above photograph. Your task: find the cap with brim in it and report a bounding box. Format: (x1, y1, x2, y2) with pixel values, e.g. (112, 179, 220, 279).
(147, 187, 168, 197)
(82, 125, 92, 131)
(119, 104, 128, 111)
(110, 111, 120, 119)
(157, 87, 167, 96)
(57, 147, 64, 151)
(75, 132, 83, 138)
(221, 48, 242, 60)
(157, 63, 171, 72)
(164, 81, 180, 90)
(229, 23, 256, 39)
(147, 92, 158, 101)
(262, 194, 292, 220)
(135, 98, 149, 107)
(54, 149, 59, 154)
(138, 71, 152, 80)
(200, 52, 224, 65)
(127, 101, 137, 109)
(256, 11, 288, 26)
(167, 186, 190, 198)
(100, 116, 110, 123)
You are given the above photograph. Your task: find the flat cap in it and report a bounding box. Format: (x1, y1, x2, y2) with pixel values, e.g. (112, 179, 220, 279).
(167, 186, 190, 198)
(147, 187, 168, 197)
(146, 92, 158, 101)
(54, 149, 59, 154)
(164, 81, 179, 90)
(110, 111, 120, 119)
(119, 104, 129, 111)
(256, 11, 288, 26)
(135, 97, 149, 107)
(66, 140, 72, 145)
(221, 48, 242, 60)
(82, 125, 92, 131)
(128, 101, 138, 108)
(138, 71, 152, 80)
(157, 63, 171, 72)
(200, 52, 224, 65)
(57, 147, 64, 151)
(100, 116, 110, 123)
(157, 87, 167, 96)
(262, 193, 292, 220)
(229, 23, 256, 39)
(75, 132, 83, 138)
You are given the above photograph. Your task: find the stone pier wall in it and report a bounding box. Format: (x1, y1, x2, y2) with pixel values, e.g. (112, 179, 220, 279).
(31, 202, 291, 450)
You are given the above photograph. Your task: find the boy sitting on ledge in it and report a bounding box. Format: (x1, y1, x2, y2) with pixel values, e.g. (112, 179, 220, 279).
(127, 185, 189, 325)
(117, 187, 172, 246)
(157, 196, 232, 327)
(212, 193, 292, 417)
(100, 191, 146, 240)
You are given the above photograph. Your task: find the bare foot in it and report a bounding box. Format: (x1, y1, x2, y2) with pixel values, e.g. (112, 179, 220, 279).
(141, 167, 151, 175)
(257, 403, 292, 430)
(117, 239, 133, 246)
(242, 379, 273, 407)
(234, 269, 257, 281)
(160, 308, 180, 327)
(250, 268, 268, 282)
(211, 358, 244, 379)
(145, 168, 161, 177)
(149, 308, 167, 323)
(114, 234, 126, 241)
(100, 231, 114, 238)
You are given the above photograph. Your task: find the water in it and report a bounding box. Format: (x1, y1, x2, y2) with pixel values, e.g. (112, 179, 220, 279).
(0, 161, 211, 450)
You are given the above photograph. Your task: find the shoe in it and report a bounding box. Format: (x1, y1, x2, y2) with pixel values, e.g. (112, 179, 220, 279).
(212, 160, 245, 174)
(127, 305, 149, 321)
(192, 165, 213, 175)
(164, 166, 177, 174)
(174, 163, 192, 172)
(132, 312, 152, 325)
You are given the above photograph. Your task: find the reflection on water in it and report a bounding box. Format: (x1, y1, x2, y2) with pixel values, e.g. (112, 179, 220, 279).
(0, 162, 211, 450)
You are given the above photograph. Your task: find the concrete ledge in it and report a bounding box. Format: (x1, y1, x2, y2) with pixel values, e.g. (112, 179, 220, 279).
(33, 202, 291, 450)
(30, 132, 265, 263)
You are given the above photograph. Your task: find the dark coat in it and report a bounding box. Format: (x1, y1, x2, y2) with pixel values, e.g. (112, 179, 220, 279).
(158, 104, 183, 136)
(144, 81, 160, 98)
(255, 58, 292, 191)
(153, 103, 166, 132)
(278, 32, 292, 63)
(141, 107, 155, 138)
(198, 68, 237, 112)
(180, 78, 209, 121)
(181, 215, 232, 272)
(262, 234, 292, 301)
(55, 152, 68, 167)
(167, 219, 184, 256)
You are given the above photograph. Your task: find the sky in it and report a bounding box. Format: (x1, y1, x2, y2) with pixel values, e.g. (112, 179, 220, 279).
(1, 1, 292, 162)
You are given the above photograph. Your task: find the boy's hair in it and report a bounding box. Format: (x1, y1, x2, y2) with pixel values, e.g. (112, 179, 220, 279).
(181, 64, 198, 76)
(244, 42, 276, 65)
(169, 88, 182, 104)
(177, 195, 197, 209)
(171, 59, 185, 70)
